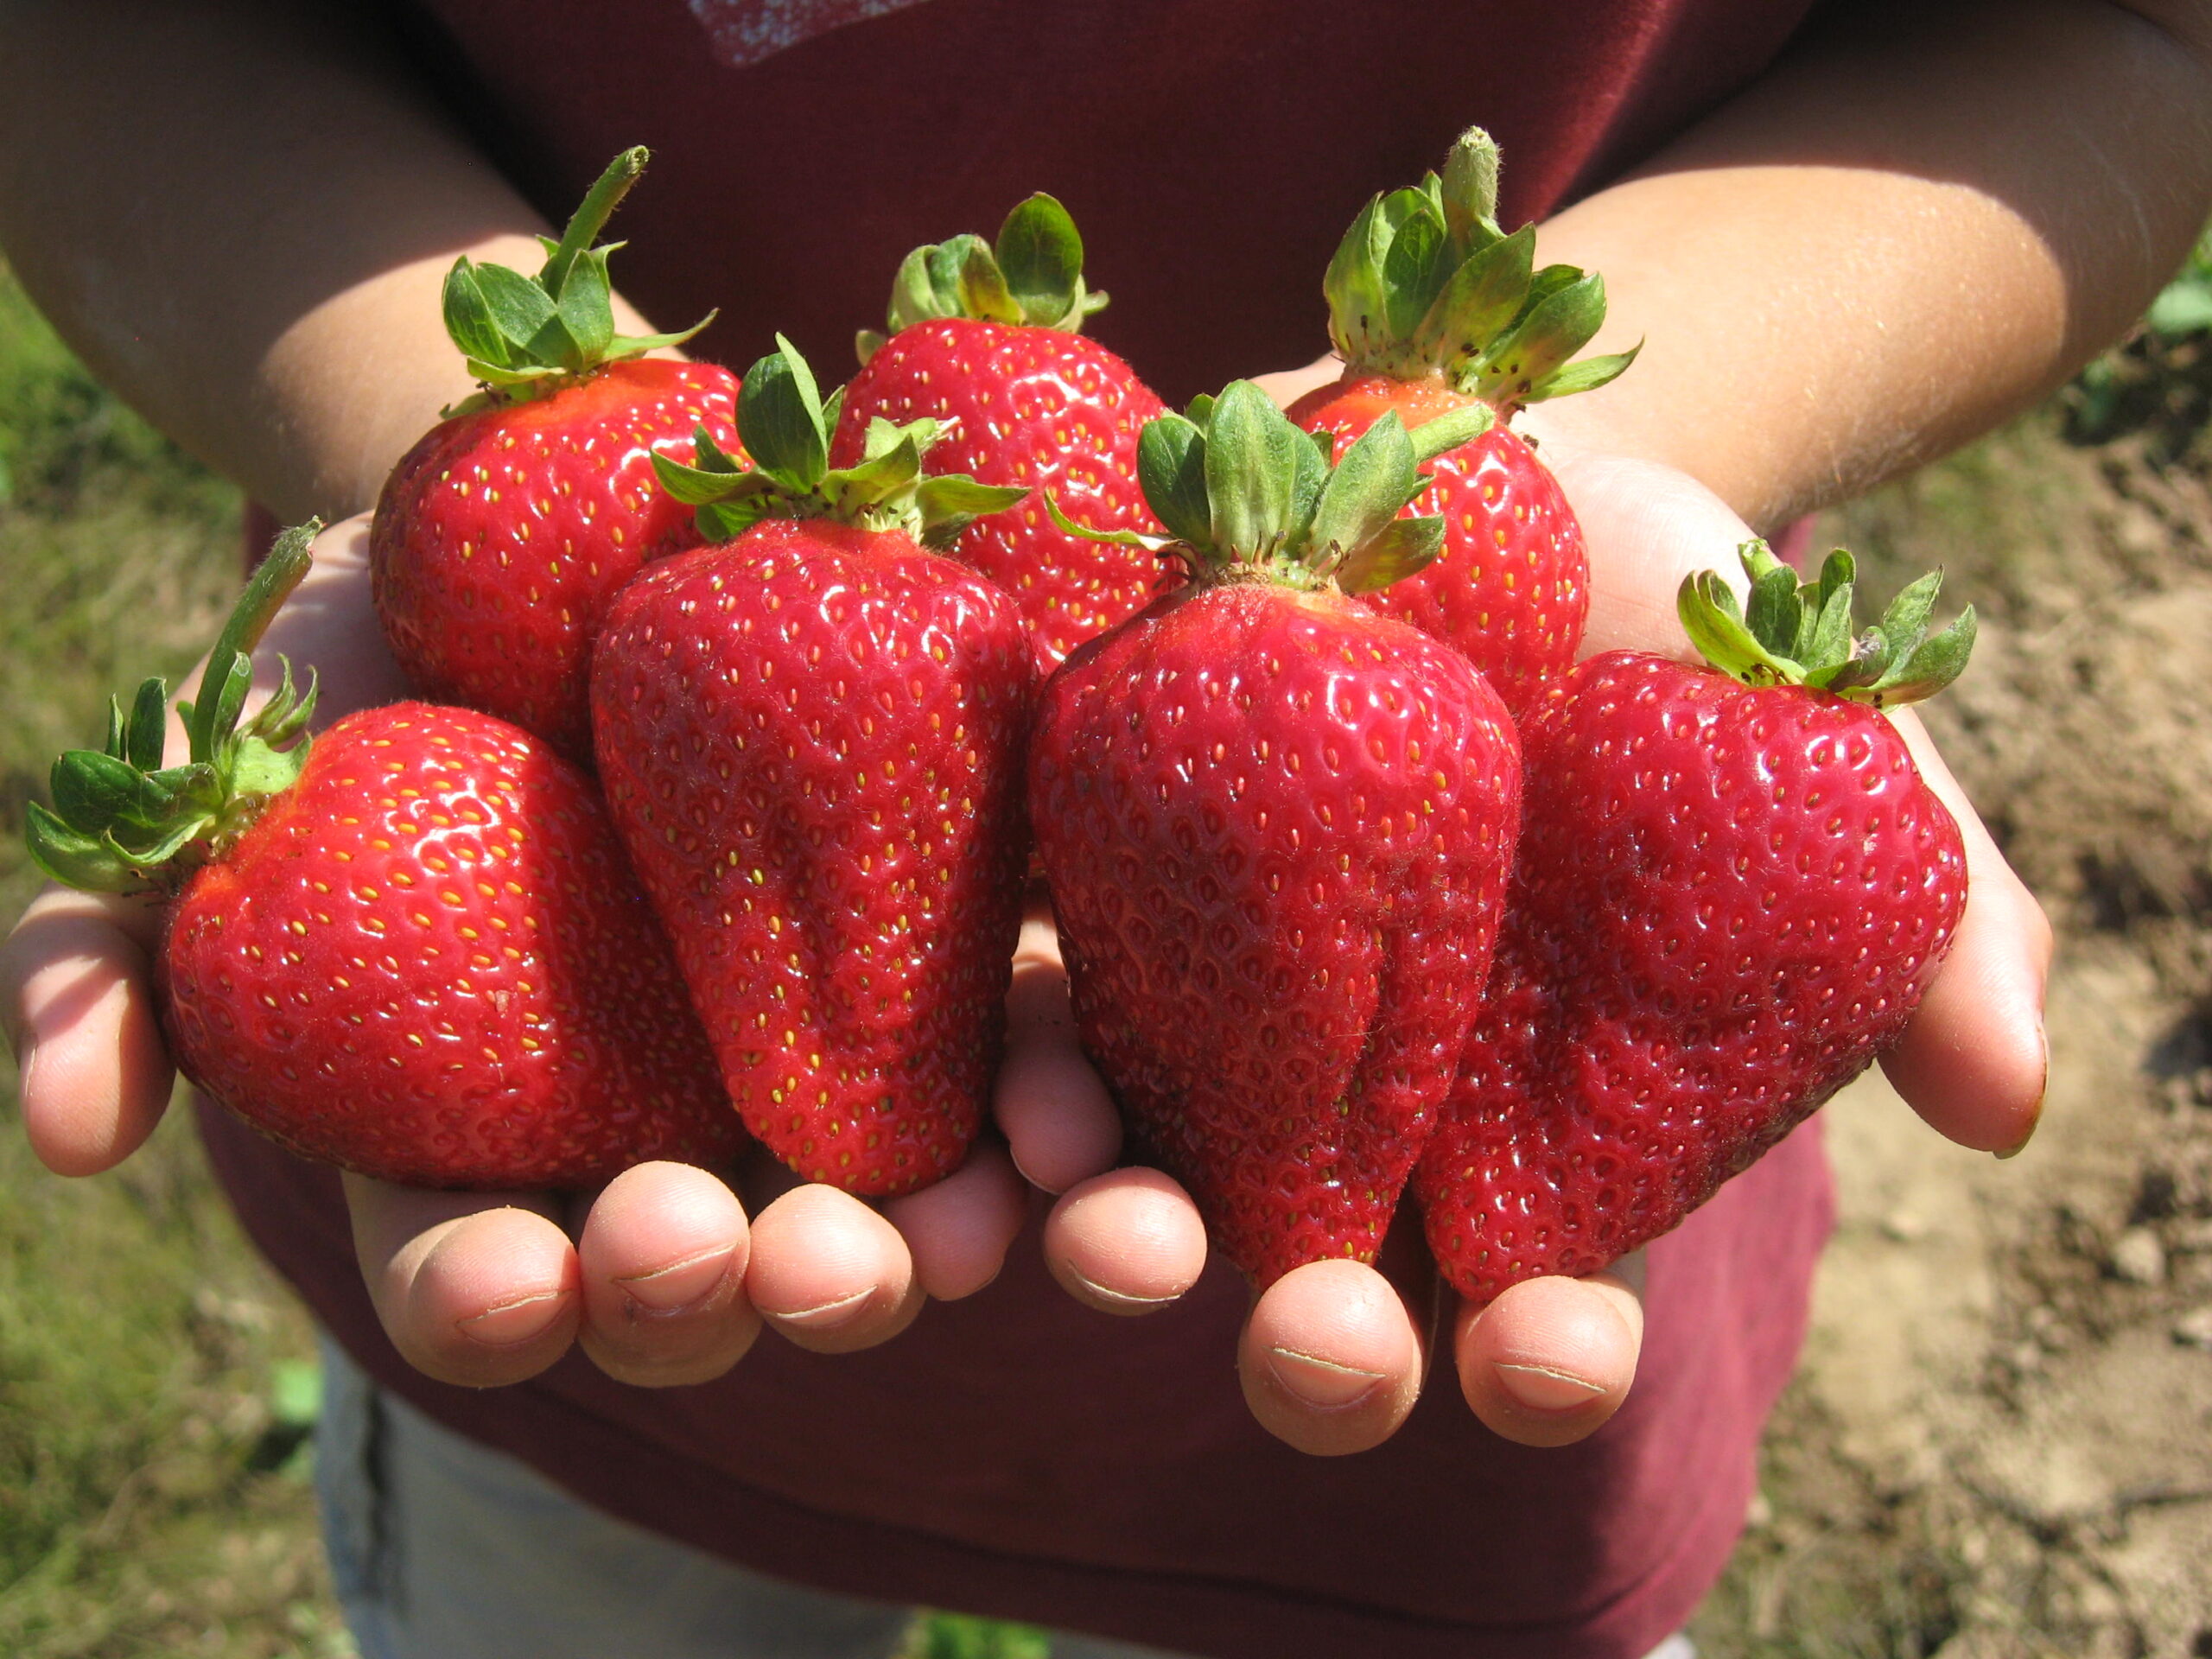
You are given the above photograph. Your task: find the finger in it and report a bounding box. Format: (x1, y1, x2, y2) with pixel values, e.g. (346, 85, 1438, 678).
(994, 911, 1122, 1193)
(2, 887, 175, 1177)
(1453, 1255, 1645, 1447)
(346, 1174, 581, 1388)
(1249, 353, 1344, 410)
(1530, 445, 1754, 658)
(882, 1139, 1030, 1301)
(1043, 1166, 1208, 1314)
(575, 1161, 760, 1387)
(1879, 710, 2052, 1154)
(1238, 1259, 1425, 1455)
(746, 1182, 922, 1353)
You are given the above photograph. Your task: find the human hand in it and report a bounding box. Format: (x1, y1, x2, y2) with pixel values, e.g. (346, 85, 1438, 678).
(0, 515, 1042, 1388)
(1013, 363, 2052, 1458)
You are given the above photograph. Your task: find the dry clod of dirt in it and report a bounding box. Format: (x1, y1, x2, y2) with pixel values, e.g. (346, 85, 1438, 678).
(2111, 1227, 2170, 1286)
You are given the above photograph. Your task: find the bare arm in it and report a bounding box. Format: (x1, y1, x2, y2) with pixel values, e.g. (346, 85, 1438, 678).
(0, 0, 622, 519)
(1527, 0, 2212, 527)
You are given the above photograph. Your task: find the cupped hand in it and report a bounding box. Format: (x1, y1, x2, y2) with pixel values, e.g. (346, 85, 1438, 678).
(1014, 364, 2052, 1458)
(0, 514, 1039, 1389)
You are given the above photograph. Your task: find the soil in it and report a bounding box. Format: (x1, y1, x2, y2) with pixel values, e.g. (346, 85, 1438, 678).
(1690, 410, 2212, 1658)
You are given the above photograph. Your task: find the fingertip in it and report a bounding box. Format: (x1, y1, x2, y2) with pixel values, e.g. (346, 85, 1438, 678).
(1043, 1167, 1207, 1314)
(359, 1188, 582, 1388)
(1881, 713, 2054, 1154)
(882, 1140, 1028, 1302)
(4, 897, 175, 1176)
(747, 1183, 921, 1353)
(995, 1041, 1122, 1193)
(995, 952, 1122, 1193)
(1455, 1270, 1643, 1447)
(576, 1161, 759, 1387)
(1239, 1259, 1423, 1455)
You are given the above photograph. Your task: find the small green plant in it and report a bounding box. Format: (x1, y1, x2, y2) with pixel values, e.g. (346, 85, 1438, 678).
(2064, 221, 2212, 452)
(899, 1611, 1054, 1659)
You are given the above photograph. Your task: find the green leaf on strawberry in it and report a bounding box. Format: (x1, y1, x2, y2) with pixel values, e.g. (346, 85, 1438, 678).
(1321, 128, 1637, 416)
(27, 522, 321, 894)
(1051, 381, 1491, 595)
(857, 193, 1109, 364)
(439, 148, 713, 410)
(1678, 541, 1976, 707)
(657, 336, 1026, 550)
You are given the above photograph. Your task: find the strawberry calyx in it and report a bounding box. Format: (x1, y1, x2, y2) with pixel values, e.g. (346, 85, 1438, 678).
(654, 336, 1027, 548)
(1321, 128, 1638, 417)
(1048, 381, 1491, 594)
(440, 148, 713, 413)
(1679, 541, 1978, 707)
(27, 524, 321, 896)
(855, 193, 1109, 365)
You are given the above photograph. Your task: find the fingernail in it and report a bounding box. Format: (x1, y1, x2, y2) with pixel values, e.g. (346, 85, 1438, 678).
(1998, 1028, 2048, 1160)
(457, 1288, 570, 1346)
(615, 1243, 736, 1318)
(764, 1285, 874, 1328)
(12, 1035, 36, 1097)
(1494, 1361, 1608, 1412)
(1007, 1144, 1059, 1196)
(1267, 1345, 1384, 1410)
(1065, 1264, 1179, 1311)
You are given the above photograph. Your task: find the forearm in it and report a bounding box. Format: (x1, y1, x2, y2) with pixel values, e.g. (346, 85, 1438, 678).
(1526, 0, 2212, 529)
(0, 0, 648, 520)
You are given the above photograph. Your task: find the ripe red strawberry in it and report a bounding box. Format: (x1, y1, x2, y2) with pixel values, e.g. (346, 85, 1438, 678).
(1287, 129, 1637, 715)
(1032, 383, 1522, 1284)
(593, 339, 1034, 1196)
(1418, 543, 1975, 1302)
(829, 194, 1167, 668)
(372, 148, 741, 758)
(27, 529, 742, 1187)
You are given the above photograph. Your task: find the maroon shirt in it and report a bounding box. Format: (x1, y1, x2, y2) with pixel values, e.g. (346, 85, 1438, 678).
(216, 2, 1837, 1653)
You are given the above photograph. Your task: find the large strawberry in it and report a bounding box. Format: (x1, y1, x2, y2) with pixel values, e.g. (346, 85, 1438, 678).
(1287, 129, 1637, 715)
(830, 194, 1167, 668)
(1418, 543, 1975, 1302)
(26, 528, 742, 1188)
(592, 340, 1033, 1197)
(1031, 383, 1522, 1284)
(372, 147, 741, 759)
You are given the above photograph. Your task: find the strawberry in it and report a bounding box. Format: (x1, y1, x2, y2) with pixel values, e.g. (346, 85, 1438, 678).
(26, 528, 742, 1188)
(1031, 383, 1522, 1284)
(830, 194, 1167, 669)
(1418, 543, 1975, 1302)
(372, 148, 741, 759)
(1286, 129, 1637, 715)
(592, 339, 1034, 1196)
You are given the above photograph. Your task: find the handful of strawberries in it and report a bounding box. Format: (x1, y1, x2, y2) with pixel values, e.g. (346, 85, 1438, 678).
(27, 137, 1979, 1313)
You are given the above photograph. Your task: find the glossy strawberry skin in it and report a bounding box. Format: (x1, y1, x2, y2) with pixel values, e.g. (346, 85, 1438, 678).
(159, 703, 742, 1187)
(830, 319, 1167, 669)
(1417, 652, 1967, 1302)
(1031, 582, 1522, 1284)
(589, 519, 1035, 1196)
(1288, 372, 1587, 715)
(372, 359, 742, 758)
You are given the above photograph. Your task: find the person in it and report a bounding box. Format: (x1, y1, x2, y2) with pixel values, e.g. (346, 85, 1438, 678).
(1, 0, 2199, 1653)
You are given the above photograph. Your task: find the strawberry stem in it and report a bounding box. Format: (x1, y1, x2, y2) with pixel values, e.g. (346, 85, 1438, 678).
(538, 146, 646, 301)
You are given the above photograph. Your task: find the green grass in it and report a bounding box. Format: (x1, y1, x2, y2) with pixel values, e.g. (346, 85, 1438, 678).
(0, 262, 343, 1657)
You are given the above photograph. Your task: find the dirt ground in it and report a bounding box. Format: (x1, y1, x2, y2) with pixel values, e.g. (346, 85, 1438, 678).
(1691, 410, 2212, 1658)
